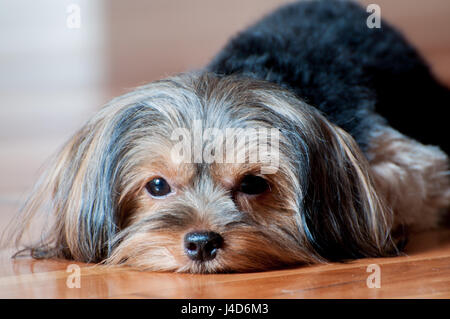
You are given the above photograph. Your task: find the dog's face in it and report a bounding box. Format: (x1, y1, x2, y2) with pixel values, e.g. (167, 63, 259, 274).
(15, 73, 397, 273)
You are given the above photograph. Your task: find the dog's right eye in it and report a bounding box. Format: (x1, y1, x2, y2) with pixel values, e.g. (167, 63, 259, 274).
(145, 177, 171, 197)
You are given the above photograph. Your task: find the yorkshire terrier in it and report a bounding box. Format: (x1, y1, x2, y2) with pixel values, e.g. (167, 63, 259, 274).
(5, 0, 450, 273)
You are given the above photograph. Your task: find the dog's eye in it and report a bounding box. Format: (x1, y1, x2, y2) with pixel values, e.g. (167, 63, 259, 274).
(145, 177, 171, 197)
(239, 175, 270, 195)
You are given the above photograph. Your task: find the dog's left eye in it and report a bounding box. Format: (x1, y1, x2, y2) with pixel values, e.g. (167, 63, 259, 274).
(239, 175, 270, 195)
(145, 177, 171, 197)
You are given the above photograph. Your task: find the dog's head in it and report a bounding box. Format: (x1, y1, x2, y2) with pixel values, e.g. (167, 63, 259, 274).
(11, 72, 397, 272)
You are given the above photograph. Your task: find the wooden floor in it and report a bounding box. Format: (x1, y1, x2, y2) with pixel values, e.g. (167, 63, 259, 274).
(0, 229, 449, 298)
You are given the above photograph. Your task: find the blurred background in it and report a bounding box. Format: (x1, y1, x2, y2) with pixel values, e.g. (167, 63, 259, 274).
(1, 0, 450, 232)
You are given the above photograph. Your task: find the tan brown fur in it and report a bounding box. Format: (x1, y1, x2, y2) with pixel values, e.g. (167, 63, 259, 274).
(4, 73, 445, 273)
(368, 127, 450, 232)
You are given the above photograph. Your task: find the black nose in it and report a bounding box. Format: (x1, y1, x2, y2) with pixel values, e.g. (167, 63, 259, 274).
(184, 231, 223, 262)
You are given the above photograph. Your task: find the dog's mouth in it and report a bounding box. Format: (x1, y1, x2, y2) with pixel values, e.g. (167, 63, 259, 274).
(106, 216, 312, 273)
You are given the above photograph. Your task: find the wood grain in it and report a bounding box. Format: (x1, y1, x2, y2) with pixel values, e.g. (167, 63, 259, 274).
(0, 229, 449, 298)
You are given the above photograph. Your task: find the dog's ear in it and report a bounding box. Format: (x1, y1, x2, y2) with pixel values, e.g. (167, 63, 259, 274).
(4, 102, 153, 262)
(299, 119, 399, 260)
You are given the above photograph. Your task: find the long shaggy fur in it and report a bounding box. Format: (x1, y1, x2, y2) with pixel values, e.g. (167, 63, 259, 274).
(208, 0, 450, 154)
(2, 0, 449, 273)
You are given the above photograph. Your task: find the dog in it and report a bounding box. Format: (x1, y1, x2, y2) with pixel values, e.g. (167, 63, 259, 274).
(4, 0, 450, 273)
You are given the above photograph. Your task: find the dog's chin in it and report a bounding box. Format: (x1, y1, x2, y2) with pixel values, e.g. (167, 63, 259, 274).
(105, 226, 312, 273)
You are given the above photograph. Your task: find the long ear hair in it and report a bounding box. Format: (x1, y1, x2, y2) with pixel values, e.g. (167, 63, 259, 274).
(299, 116, 399, 260)
(2, 98, 157, 263)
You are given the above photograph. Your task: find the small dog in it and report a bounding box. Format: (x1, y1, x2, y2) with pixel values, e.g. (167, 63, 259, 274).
(5, 0, 450, 273)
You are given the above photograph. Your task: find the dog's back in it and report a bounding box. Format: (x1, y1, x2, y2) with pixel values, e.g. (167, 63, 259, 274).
(208, 0, 450, 154)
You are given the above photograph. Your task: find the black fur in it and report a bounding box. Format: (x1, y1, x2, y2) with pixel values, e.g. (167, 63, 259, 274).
(208, 0, 450, 154)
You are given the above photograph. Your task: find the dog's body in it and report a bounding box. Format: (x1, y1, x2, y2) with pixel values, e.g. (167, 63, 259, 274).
(209, 0, 450, 155)
(208, 0, 450, 234)
(4, 0, 450, 273)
